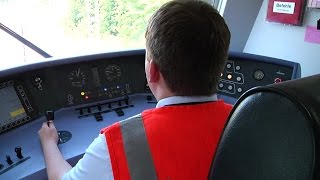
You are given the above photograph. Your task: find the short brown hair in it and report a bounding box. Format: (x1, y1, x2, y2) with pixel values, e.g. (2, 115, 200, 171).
(146, 0, 230, 96)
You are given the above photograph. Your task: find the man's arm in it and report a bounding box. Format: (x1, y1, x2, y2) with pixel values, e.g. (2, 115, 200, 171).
(38, 122, 72, 180)
(38, 121, 114, 180)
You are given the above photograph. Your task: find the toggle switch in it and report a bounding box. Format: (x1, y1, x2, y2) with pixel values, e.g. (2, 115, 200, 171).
(94, 112, 103, 121)
(15, 146, 23, 159)
(115, 108, 124, 117)
(6, 155, 13, 165)
(124, 95, 129, 105)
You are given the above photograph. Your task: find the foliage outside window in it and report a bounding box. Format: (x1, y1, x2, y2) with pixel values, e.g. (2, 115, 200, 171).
(0, 0, 170, 70)
(0, 0, 224, 70)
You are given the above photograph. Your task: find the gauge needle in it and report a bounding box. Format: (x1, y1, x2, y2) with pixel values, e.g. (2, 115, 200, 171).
(76, 68, 80, 77)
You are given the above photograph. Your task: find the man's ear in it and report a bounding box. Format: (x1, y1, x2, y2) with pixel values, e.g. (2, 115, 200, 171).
(149, 60, 160, 83)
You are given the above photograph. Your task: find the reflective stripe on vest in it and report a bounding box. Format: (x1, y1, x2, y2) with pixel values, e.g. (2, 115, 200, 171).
(119, 115, 157, 180)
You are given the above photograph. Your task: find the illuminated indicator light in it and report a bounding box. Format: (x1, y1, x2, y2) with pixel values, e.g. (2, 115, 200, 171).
(104, 88, 108, 91)
(117, 86, 120, 89)
(221, 73, 223, 77)
(274, 78, 282, 84)
(85, 96, 89, 99)
(81, 92, 85, 96)
(227, 74, 232, 80)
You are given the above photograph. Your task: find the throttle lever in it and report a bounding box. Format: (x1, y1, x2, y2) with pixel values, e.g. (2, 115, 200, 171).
(45, 110, 54, 125)
(44, 110, 72, 144)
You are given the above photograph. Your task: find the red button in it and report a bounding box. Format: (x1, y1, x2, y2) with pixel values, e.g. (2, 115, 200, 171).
(274, 78, 282, 83)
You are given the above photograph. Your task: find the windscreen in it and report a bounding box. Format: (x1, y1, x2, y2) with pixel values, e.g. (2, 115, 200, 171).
(0, 0, 170, 70)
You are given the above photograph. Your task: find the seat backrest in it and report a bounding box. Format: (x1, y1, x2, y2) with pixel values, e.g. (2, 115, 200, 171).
(209, 74, 320, 180)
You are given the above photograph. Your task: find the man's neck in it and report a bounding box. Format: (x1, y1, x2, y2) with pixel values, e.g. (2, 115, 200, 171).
(150, 82, 175, 101)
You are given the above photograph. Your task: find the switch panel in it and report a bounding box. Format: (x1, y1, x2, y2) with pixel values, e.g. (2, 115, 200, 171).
(217, 53, 300, 99)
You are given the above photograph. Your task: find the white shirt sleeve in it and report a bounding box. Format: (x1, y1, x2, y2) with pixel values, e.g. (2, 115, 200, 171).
(61, 134, 114, 180)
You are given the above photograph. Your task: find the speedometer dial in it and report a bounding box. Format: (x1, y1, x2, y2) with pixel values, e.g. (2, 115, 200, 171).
(105, 64, 121, 81)
(69, 68, 87, 87)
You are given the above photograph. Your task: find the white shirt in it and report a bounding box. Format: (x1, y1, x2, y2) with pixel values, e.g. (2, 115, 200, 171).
(62, 95, 217, 180)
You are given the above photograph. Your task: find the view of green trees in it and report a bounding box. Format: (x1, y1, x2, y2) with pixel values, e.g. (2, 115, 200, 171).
(65, 0, 169, 46)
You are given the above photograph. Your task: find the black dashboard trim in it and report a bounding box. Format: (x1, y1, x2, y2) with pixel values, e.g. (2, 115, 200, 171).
(0, 49, 146, 78)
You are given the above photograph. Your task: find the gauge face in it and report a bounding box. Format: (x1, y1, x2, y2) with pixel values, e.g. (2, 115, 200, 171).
(254, 70, 265, 81)
(105, 64, 121, 81)
(69, 68, 87, 87)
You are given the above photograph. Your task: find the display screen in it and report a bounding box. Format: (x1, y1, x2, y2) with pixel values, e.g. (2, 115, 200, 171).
(0, 86, 27, 127)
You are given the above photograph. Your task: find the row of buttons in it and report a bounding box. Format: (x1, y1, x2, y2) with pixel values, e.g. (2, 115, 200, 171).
(224, 61, 245, 85)
(217, 81, 243, 94)
(0, 116, 31, 133)
(222, 73, 244, 83)
(17, 86, 33, 112)
(226, 62, 241, 71)
(218, 61, 245, 95)
(0, 80, 14, 89)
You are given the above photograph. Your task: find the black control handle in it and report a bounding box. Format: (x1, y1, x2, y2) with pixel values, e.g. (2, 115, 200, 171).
(15, 146, 23, 159)
(6, 155, 13, 165)
(45, 110, 54, 121)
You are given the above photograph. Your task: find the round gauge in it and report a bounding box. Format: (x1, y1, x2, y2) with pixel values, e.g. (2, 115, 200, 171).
(254, 70, 265, 81)
(69, 68, 87, 87)
(105, 64, 121, 81)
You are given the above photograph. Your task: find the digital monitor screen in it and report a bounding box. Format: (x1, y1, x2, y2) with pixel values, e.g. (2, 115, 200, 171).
(0, 86, 27, 128)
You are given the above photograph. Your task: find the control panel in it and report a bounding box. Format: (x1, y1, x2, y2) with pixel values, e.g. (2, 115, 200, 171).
(0, 50, 301, 179)
(0, 146, 30, 176)
(53, 57, 146, 107)
(217, 52, 301, 100)
(60, 62, 137, 106)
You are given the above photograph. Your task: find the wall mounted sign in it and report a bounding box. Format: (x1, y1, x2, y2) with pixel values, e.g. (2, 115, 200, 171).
(267, 0, 306, 25)
(273, 1, 296, 14)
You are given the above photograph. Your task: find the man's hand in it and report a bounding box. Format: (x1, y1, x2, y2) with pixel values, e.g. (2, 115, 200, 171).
(38, 121, 72, 180)
(38, 121, 59, 145)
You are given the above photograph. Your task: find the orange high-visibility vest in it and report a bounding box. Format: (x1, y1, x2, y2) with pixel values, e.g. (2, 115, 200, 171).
(101, 100, 232, 180)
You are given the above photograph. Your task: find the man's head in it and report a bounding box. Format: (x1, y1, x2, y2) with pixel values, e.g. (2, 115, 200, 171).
(145, 0, 230, 100)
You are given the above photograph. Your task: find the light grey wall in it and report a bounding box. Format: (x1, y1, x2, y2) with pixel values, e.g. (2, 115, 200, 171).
(223, 0, 264, 51)
(244, 0, 320, 77)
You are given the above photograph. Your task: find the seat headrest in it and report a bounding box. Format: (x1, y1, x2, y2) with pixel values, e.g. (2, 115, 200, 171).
(209, 74, 320, 180)
(267, 74, 320, 126)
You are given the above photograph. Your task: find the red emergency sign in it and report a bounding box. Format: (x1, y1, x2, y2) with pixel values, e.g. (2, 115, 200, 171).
(267, 0, 305, 25)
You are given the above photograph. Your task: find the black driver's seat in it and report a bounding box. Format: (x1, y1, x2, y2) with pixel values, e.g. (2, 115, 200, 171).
(209, 74, 320, 179)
